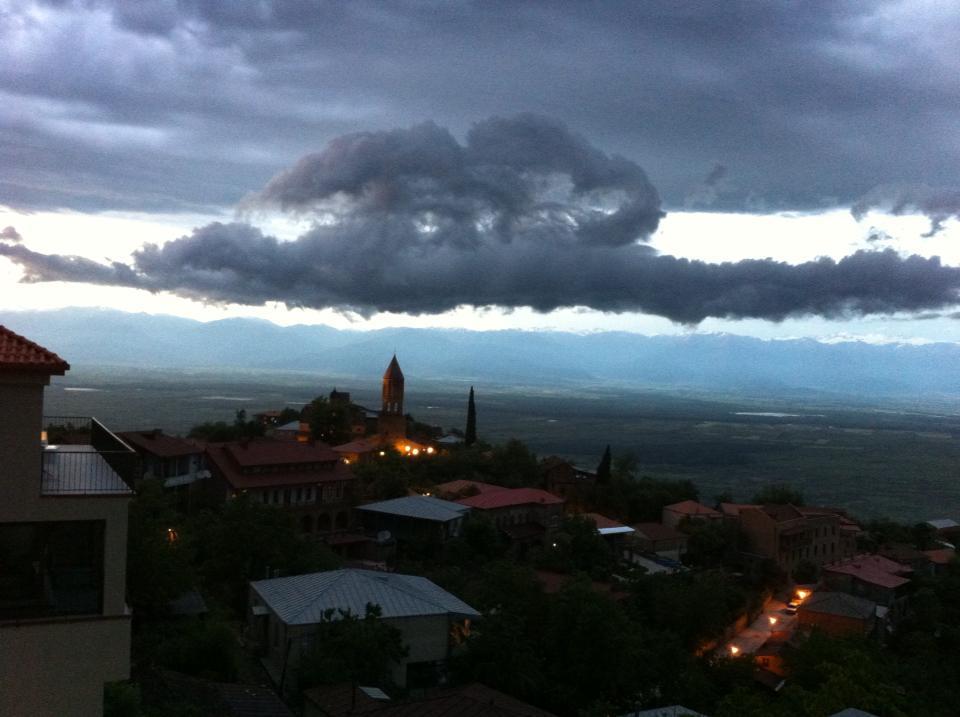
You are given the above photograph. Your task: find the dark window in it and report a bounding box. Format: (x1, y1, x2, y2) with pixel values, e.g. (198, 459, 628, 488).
(0, 521, 105, 620)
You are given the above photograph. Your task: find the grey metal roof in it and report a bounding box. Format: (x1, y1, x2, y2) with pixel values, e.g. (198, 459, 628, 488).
(800, 591, 876, 620)
(619, 707, 707, 717)
(356, 495, 470, 522)
(251, 569, 481, 625)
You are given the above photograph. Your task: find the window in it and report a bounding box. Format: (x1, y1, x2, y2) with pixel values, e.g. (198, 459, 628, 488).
(0, 521, 105, 620)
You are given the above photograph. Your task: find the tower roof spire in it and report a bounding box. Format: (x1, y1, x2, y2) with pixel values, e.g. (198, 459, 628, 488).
(383, 354, 404, 381)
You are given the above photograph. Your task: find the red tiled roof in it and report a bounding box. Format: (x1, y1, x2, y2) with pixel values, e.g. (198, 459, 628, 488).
(333, 437, 382, 454)
(824, 554, 912, 589)
(435, 479, 509, 496)
(581, 512, 629, 531)
(632, 522, 684, 542)
(224, 440, 340, 467)
(118, 430, 203, 458)
(761, 504, 805, 522)
(923, 548, 956, 565)
(663, 500, 721, 517)
(457, 487, 564, 510)
(720, 502, 759, 517)
(205, 442, 352, 490)
(0, 325, 69, 374)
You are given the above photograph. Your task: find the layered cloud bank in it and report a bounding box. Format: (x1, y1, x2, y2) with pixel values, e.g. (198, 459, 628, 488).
(3, 116, 960, 324)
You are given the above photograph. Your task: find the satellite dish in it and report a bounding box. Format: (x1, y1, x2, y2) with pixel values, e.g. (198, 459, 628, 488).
(376, 530, 393, 544)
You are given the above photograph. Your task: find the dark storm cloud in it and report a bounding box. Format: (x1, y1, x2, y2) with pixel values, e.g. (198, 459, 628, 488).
(852, 185, 960, 237)
(686, 162, 729, 207)
(0, 226, 22, 242)
(3, 119, 960, 323)
(253, 115, 663, 247)
(2, 1, 959, 214)
(5, 223, 958, 324)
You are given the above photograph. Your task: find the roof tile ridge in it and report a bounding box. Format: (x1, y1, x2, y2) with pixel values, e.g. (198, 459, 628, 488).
(0, 324, 69, 368)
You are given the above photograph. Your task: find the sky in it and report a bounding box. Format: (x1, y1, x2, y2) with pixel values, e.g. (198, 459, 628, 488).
(2, 1, 960, 342)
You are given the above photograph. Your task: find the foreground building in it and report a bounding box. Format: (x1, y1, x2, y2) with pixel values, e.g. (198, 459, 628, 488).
(248, 569, 480, 690)
(0, 327, 135, 717)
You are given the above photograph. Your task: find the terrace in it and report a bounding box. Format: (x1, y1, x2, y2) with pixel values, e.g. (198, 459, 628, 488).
(41, 416, 138, 496)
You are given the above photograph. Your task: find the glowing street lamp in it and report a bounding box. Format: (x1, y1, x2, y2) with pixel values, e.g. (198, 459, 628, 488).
(729, 645, 740, 656)
(768, 616, 778, 626)
(796, 589, 810, 600)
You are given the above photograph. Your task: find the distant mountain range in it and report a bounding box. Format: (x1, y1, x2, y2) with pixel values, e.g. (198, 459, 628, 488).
(3, 308, 960, 399)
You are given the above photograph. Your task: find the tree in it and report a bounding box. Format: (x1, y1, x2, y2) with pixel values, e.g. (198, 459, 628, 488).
(302, 396, 351, 445)
(187, 409, 265, 442)
(539, 515, 614, 579)
(465, 386, 477, 446)
(155, 618, 242, 682)
(299, 604, 407, 690)
(751, 484, 804, 506)
(488, 439, 540, 487)
(188, 495, 341, 613)
(126, 479, 193, 616)
(596, 445, 612, 484)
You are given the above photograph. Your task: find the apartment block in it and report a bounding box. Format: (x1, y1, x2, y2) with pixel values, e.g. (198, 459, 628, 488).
(0, 327, 136, 717)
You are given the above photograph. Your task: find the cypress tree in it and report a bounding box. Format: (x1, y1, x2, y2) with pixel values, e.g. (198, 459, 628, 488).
(596, 444, 612, 483)
(465, 386, 477, 446)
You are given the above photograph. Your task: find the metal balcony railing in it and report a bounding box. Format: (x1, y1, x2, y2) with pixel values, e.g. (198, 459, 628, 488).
(41, 416, 139, 495)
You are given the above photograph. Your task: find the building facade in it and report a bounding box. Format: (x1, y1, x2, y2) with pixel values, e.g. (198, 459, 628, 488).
(0, 327, 134, 717)
(248, 569, 479, 691)
(204, 440, 357, 537)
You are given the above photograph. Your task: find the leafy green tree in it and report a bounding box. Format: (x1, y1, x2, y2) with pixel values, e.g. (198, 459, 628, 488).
(188, 495, 341, 613)
(538, 515, 615, 579)
(187, 410, 266, 442)
(488, 438, 540, 487)
(452, 562, 549, 705)
(682, 518, 739, 569)
(750, 484, 804, 505)
(276, 406, 301, 425)
(302, 395, 351, 445)
(465, 386, 477, 446)
(596, 445, 612, 484)
(352, 448, 412, 499)
(299, 604, 407, 689)
(126, 479, 193, 616)
(783, 632, 908, 716)
(542, 579, 652, 712)
(155, 618, 242, 682)
(444, 515, 507, 566)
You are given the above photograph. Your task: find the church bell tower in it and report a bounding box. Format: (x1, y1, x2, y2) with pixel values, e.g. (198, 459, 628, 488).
(378, 355, 406, 439)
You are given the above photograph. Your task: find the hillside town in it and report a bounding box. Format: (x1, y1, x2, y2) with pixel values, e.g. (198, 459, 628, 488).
(2, 325, 959, 717)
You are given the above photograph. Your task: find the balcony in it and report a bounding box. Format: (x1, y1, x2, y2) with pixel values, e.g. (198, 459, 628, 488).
(41, 416, 139, 496)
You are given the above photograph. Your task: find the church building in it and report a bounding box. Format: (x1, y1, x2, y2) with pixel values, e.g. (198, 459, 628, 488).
(378, 354, 406, 440)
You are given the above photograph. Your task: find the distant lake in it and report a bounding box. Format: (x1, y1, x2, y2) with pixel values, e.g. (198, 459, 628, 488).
(734, 411, 826, 418)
